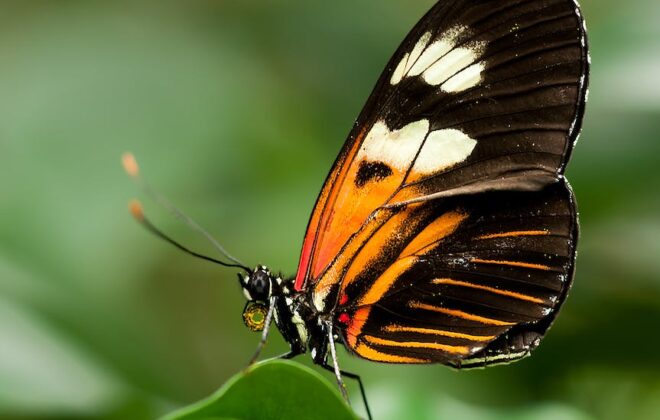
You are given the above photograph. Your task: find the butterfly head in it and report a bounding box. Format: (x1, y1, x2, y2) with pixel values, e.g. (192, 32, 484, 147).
(238, 265, 278, 332)
(239, 265, 274, 302)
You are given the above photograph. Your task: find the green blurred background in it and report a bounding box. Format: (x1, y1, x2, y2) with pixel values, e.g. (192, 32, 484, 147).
(1, 0, 658, 419)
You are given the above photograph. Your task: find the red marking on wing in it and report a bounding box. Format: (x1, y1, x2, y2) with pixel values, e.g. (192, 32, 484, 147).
(294, 235, 314, 291)
(339, 294, 349, 306)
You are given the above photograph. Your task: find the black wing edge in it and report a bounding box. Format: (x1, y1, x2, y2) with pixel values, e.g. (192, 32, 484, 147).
(560, 0, 590, 173)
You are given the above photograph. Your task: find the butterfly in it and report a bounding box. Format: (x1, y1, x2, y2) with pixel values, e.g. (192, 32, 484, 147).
(125, 1, 589, 418)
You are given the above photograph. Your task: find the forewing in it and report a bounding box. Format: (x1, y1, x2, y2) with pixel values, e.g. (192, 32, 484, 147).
(337, 181, 577, 365)
(295, 0, 588, 292)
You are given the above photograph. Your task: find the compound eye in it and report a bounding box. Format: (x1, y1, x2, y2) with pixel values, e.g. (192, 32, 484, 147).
(250, 271, 270, 298)
(254, 277, 267, 294)
(242, 302, 267, 332)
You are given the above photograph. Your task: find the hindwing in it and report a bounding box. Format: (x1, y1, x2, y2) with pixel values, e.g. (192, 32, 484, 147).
(336, 181, 577, 365)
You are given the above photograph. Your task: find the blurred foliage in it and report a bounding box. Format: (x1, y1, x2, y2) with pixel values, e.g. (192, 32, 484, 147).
(0, 0, 658, 419)
(163, 360, 356, 420)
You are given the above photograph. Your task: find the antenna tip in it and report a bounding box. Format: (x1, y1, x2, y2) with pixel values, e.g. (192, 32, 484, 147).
(122, 152, 139, 177)
(129, 199, 144, 221)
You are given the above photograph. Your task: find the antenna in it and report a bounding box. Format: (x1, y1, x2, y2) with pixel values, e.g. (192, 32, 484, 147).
(123, 152, 250, 272)
(128, 200, 249, 271)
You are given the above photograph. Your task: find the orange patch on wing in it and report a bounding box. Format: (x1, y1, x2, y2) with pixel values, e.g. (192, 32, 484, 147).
(477, 230, 549, 240)
(357, 256, 418, 306)
(345, 306, 372, 348)
(312, 209, 394, 308)
(295, 125, 370, 290)
(470, 258, 552, 271)
(410, 301, 516, 326)
(354, 342, 430, 364)
(312, 165, 404, 278)
(387, 183, 433, 207)
(432, 278, 546, 304)
(364, 335, 471, 355)
(400, 211, 468, 257)
(383, 325, 496, 342)
(340, 205, 429, 291)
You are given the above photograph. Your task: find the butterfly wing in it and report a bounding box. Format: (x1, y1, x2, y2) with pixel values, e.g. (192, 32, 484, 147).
(336, 181, 576, 365)
(294, 0, 588, 299)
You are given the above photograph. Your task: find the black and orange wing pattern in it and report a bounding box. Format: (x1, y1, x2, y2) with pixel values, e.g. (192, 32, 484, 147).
(295, 0, 588, 366)
(339, 181, 577, 365)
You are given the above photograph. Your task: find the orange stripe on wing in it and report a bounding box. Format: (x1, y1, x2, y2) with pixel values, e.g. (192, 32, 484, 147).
(312, 209, 394, 311)
(341, 205, 428, 292)
(477, 230, 550, 240)
(357, 256, 418, 306)
(432, 278, 546, 304)
(383, 325, 496, 342)
(400, 211, 468, 257)
(355, 342, 430, 364)
(364, 335, 471, 355)
(470, 258, 551, 271)
(345, 306, 372, 348)
(410, 301, 516, 326)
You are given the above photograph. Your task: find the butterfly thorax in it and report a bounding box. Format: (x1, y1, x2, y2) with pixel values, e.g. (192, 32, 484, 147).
(239, 265, 326, 359)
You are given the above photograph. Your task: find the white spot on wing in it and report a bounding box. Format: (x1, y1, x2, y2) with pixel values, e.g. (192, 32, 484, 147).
(390, 32, 433, 85)
(357, 120, 430, 171)
(441, 62, 485, 93)
(404, 32, 432, 74)
(423, 46, 483, 87)
(408, 39, 454, 77)
(390, 53, 409, 85)
(389, 26, 487, 90)
(412, 129, 477, 175)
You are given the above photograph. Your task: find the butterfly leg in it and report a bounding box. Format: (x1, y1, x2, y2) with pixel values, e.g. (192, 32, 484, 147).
(322, 322, 373, 420)
(251, 349, 302, 365)
(320, 362, 372, 420)
(247, 296, 277, 366)
(325, 322, 349, 400)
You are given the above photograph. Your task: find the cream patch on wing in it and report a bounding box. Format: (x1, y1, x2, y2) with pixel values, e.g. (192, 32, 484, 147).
(408, 38, 454, 77)
(390, 26, 487, 92)
(411, 129, 477, 175)
(423, 44, 486, 91)
(405, 32, 432, 74)
(357, 120, 476, 180)
(390, 53, 409, 85)
(356, 119, 430, 171)
(390, 32, 432, 85)
(440, 62, 486, 93)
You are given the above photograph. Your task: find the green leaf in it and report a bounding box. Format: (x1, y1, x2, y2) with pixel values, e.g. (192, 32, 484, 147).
(163, 360, 359, 420)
